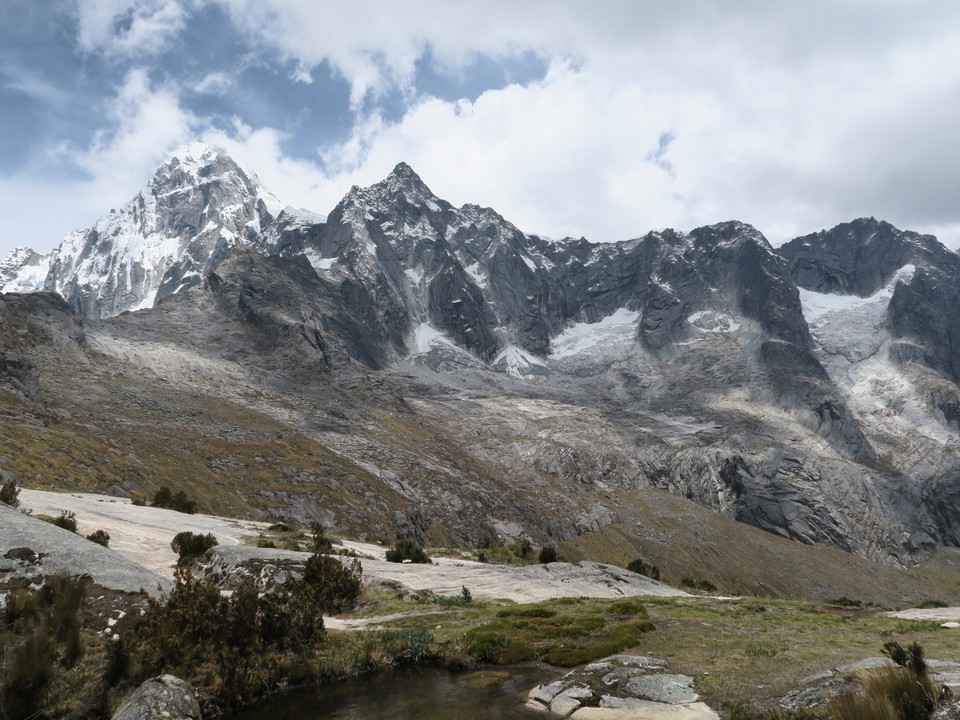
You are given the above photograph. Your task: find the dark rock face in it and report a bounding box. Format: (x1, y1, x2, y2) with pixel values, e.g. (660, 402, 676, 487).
(111, 675, 201, 720)
(778, 217, 959, 296)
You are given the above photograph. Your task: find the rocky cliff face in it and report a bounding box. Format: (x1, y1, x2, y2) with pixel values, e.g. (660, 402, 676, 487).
(4, 147, 960, 565)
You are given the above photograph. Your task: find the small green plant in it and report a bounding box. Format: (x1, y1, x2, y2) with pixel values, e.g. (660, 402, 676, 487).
(47, 510, 78, 533)
(86, 529, 110, 547)
(826, 596, 863, 608)
(513, 538, 533, 560)
(917, 599, 948, 609)
(151, 486, 198, 514)
(310, 521, 334, 554)
(626, 557, 661, 581)
(385, 539, 430, 564)
(680, 577, 717, 593)
(436, 586, 474, 607)
(171, 531, 218, 562)
(0, 480, 19, 508)
(538, 546, 558, 564)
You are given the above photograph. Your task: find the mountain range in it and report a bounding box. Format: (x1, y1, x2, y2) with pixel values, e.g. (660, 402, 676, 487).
(3, 143, 960, 586)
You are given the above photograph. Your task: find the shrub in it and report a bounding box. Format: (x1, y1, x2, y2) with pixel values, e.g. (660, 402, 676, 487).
(151, 486, 197, 514)
(310, 521, 334, 554)
(86, 529, 110, 547)
(0, 575, 87, 720)
(300, 554, 363, 614)
(626, 558, 661, 581)
(385, 539, 430, 564)
(917, 599, 948, 609)
(538, 546, 558, 564)
(0, 480, 19, 508)
(51, 510, 78, 533)
(513, 538, 533, 560)
(436, 586, 474, 607)
(170, 531, 218, 563)
(829, 643, 947, 720)
(680, 577, 717, 592)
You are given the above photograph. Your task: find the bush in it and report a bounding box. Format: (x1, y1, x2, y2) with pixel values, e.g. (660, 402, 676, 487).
(829, 643, 947, 720)
(0, 575, 87, 720)
(170, 531, 218, 563)
(86, 529, 110, 547)
(51, 510, 78, 533)
(310, 521, 334, 554)
(151, 486, 197, 514)
(385, 539, 430, 564)
(300, 554, 363, 614)
(538, 546, 558, 564)
(436, 586, 474, 607)
(0, 480, 19, 508)
(626, 558, 661, 581)
(680, 577, 716, 592)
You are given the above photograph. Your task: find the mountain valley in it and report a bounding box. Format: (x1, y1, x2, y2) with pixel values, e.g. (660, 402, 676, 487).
(4, 144, 960, 600)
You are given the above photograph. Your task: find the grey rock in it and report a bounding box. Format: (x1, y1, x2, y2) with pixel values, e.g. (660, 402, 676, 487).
(624, 674, 699, 704)
(111, 675, 201, 720)
(0, 505, 169, 596)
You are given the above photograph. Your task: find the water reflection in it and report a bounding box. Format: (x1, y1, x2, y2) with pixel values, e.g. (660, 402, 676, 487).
(232, 667, 555, 720)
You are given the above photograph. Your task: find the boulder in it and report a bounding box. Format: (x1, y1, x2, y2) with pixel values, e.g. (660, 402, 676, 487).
(112, 675, 200, 720)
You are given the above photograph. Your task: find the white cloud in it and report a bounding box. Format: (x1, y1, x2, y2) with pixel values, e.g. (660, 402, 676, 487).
(4, 1, 960, 260)
(74, 0, 188, 58)
(0, 69, 199, 256)
(193, 71, 232, 95)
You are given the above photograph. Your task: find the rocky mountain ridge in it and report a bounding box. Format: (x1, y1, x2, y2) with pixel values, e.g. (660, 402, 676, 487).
(3, 144, 960, 569)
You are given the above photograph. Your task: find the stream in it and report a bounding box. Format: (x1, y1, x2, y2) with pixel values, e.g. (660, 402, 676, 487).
(231, 666, 556, 719)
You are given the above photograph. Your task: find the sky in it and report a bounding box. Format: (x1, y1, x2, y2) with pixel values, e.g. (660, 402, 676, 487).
(2, 1, 960, 259)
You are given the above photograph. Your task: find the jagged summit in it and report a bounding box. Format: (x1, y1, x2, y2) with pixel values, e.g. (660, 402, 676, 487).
(778, 217, 958, 297)
(0, 143, 285, 318)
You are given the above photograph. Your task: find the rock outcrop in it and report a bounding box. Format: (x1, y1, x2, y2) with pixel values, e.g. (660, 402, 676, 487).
(111, 675, 201, 720)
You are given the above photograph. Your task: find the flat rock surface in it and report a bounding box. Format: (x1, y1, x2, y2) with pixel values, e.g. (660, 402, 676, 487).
(17, 490, 689, 603)
(0, 504, 170, 595)
(18, 489, 272, 576)
(885, 607, 960, 622)
(526, 655, 719, 719)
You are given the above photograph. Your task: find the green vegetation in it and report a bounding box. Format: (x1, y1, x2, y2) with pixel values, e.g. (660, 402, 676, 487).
(310, 521, 334, 554)
(170, 531, 218, 563)
(435, 586, 475, 607)
(38, 510, 78, 533)
(626, 556, 661, 581)
(680, 576, 718, 593)
(85, 529, 110, 547)
(385, 539, 430, 564)
(0, 480, 19, 508)
(150, 486, 198, 514)
(1, 576, 87, 720)
(463, 598, 654, 666)
(538, 546, 558, 564)
(829, 643, 947, 720)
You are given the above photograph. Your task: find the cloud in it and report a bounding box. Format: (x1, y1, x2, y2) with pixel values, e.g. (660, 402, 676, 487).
(4, 2, 960, 260)
(56, 68, 198, 188)
(74, 0, 188, 58)
(193, 71, 232, 95)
